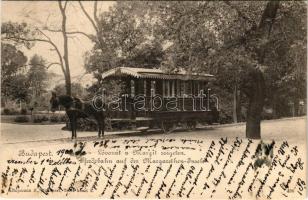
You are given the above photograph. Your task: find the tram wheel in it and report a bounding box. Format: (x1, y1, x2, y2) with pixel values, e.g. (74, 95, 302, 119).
(161, 121, 176, 133)
(187, 121, 197, 131)
(104, 117, 113, 131)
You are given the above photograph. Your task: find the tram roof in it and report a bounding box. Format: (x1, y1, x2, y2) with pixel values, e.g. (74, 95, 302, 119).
(101, 67, 215, 81)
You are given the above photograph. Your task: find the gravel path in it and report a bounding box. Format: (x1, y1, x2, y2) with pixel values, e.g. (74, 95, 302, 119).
(1, 117, 306, 147)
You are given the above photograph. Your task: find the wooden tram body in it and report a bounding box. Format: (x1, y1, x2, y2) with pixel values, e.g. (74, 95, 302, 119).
(101, 67, 219, 132)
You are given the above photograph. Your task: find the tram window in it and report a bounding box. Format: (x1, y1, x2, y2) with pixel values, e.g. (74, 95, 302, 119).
(169, 81, 171, 97)
(163, 80, 165, 97)
(176, 80, 181, 97)
(151, 81, 156, 96)
(163, 80, 177, 97)
(136, 79, 143, 95)
(144, 80, 147, 96)
(181, 81, 186, 97)
(193, 81, 200, 96)
(163, 80, 170, 97)
(193, 81, 197, 95)
(185, 81, 192, 96)
(131, 80, 135, 97)
(171, 80, 175, 97)
(203, 81, 208, 90)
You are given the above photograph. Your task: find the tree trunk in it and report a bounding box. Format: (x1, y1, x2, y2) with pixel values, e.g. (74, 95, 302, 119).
(245, 68, 265, 139)
(294, 98, 299, 116)
(65, 74, 71, 97)
(245, 1, 280, 139)
(62, 14, 71, 96)
(237, 89, 241, 122)
(246, 111, 261, 139)
(245, 81, 263, 139)
(233, 85, 238, 123)
(272, 98, 277, 118)
(59, 1, 72, 96)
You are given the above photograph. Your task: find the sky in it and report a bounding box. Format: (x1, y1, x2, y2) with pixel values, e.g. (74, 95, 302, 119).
(2, 1, 115, 84)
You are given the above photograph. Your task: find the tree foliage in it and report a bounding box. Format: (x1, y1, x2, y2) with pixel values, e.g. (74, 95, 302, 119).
(1, 43, 28, 102)
(53, 83, 87, 98)
(27, 55, 48, 97)
(1, 23, 52, 109)
(2, 5, 73, 96)
(1, 21, 36, 48)
(84, 1, 306, 126)
(84, 2, 165, 83)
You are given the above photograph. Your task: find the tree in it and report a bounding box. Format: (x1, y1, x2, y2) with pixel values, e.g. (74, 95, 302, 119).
(53, 83, 87, 98)
(57, 1, 72, 95)
(1, 22, 35, 48)
(27, 54, 48, 98)
(136, 1, 247, 122)
(80, 2, 165, 85)
(231, 1, 304, 138)
(2, 21, 65, 71)
(2, 1, 73, 96)
(1, 43, 28, 105)
(261, 2, 306, 117)
(135, 1, 305, 138)
(7, 74, 30, 103)
(237, 1, 280, 139)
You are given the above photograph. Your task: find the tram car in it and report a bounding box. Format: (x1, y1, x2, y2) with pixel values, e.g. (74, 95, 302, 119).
(100, 67, 219, 132)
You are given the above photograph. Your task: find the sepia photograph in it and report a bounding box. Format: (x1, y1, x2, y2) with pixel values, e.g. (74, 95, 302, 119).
(0, 1, 307, 199)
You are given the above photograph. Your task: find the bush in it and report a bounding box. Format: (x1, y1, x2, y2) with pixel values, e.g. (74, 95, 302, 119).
(219, 109, 233, 124)
(14, 116, 30, 123)
(33, 115, 49, 123)
(49, 115, 59, 122)
(78, 119, 97, 131)
(49, 114, 67, 123)
(3, 108, 10, 115)
(20, 108, 27, 115)
(64, 118, 97, 131)
(2, 108, 19, 115)
(59, 115, 68, 122)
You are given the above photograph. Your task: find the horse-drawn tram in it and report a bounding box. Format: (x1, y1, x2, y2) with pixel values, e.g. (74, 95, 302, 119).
(101, 67, 220, 132)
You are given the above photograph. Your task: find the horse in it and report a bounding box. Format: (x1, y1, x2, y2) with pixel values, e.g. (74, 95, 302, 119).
(50, 92, 105, 139)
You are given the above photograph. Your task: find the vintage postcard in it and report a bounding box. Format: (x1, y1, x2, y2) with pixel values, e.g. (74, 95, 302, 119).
(1, 1, 307, 199)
